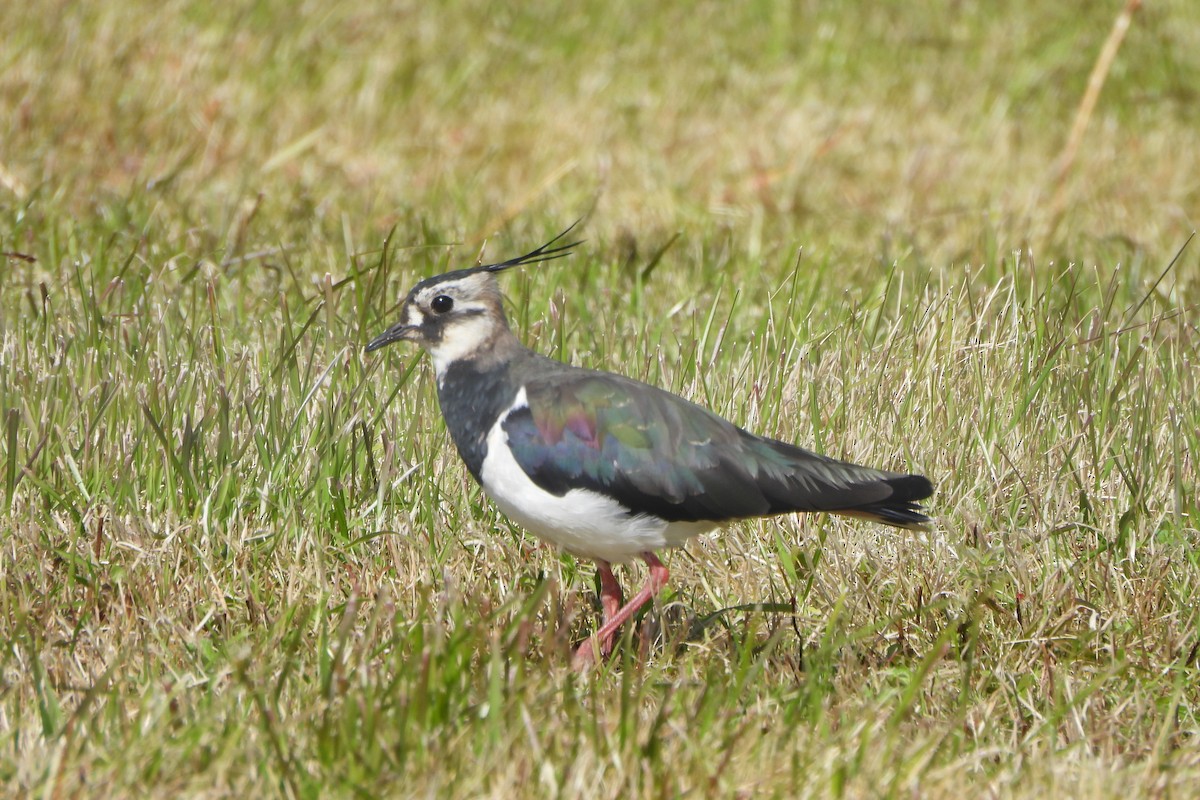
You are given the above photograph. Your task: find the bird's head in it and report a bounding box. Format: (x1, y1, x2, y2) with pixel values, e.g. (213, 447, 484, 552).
(366, 223, 582, 377)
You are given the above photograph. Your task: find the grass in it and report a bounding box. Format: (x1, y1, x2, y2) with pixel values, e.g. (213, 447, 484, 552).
(2, 0, 1199, 796)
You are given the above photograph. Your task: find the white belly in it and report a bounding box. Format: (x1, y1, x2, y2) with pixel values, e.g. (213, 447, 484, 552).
(478, 388, 716, 564)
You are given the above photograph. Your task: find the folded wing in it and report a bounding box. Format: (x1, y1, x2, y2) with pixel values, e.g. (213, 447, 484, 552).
(502, 371, 932, 529)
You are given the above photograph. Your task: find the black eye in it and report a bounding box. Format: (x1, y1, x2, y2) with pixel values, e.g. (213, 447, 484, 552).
(430, 294, 454, 314)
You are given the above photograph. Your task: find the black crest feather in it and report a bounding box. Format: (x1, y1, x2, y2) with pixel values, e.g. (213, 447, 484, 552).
(479, 220, 584, 274)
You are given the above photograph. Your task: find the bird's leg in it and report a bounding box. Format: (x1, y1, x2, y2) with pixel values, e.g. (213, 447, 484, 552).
(596, 560, 625, 634)
(574, 552, 669, 669)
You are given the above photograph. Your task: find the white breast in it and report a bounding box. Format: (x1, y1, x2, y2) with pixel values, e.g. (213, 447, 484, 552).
(478, 388, 716, 564)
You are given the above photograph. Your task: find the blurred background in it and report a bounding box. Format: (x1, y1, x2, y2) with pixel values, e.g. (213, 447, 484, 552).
(4, 0, 1197, 273)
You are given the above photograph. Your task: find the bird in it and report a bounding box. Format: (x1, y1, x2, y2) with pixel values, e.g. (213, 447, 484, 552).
(366, 224, 934, 668)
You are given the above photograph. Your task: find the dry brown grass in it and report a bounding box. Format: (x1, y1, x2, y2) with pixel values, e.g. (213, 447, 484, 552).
(2, 1, 1199, 797)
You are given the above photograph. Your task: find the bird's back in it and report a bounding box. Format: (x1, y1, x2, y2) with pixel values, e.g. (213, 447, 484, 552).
(497, 352, 933, 530)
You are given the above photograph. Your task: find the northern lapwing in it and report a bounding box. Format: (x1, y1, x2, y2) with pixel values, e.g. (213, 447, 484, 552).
(367, 225, 934, 668)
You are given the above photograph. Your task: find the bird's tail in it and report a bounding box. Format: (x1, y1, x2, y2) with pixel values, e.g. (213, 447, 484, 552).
(830, 473, 934, 531)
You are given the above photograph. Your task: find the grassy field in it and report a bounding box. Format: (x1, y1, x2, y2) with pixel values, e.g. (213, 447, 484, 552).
(3, 0, 1199, 797)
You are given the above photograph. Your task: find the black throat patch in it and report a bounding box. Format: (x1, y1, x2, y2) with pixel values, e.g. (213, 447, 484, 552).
(436, 360, 520, 483)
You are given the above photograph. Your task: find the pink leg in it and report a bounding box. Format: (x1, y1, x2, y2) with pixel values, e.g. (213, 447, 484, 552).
(574, 552, 669, 669)
(596, 560, 624, 628)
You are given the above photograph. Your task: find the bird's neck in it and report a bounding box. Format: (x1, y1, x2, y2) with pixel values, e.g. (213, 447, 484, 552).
(430, 318, 525, 383)
(433, 334, 529, 482)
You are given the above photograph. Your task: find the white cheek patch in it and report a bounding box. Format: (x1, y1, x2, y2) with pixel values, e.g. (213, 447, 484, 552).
(429, 313, 494, 381)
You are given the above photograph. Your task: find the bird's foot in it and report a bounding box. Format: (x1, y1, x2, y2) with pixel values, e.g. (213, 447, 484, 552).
(571, 635, 612, 671)
(571, 642, 597, 671)
(572, 552, 669, 671)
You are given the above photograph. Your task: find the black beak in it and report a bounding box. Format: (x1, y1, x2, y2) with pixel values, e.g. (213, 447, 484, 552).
(365, 322, 414, 353)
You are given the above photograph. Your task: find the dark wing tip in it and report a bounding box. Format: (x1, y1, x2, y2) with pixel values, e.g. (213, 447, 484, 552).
(482, 219, 585, 273)
(840, 504, 932, 531)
